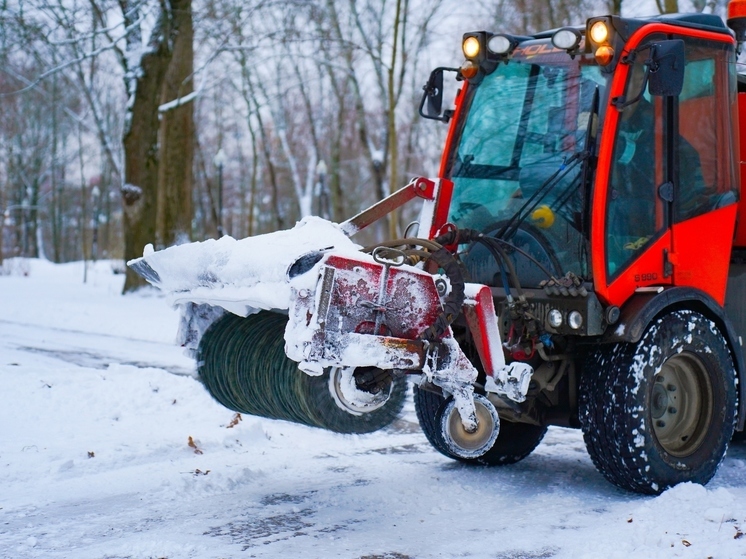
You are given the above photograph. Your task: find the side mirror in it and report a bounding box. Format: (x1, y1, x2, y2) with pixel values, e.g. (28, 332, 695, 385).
(419, 67, 459, 122)
(647, 39, 685, 97)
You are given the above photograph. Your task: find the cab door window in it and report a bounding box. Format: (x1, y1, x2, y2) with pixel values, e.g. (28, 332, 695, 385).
(675, 38, 738, 222)
(606, 45, 667, 278)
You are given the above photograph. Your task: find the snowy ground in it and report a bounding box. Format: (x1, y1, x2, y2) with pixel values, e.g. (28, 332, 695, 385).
(2, 258, 746, 559)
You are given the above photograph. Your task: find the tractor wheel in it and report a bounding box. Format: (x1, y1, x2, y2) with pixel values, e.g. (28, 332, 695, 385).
(579, 310, 737, 494)
(413, 385, 547, 465)
(198, 311, 406, 434)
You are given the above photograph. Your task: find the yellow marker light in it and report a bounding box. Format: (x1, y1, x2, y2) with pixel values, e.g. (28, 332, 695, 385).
(531, 205, 555, 228)
(460, 60, 479, 79)
(463, 36, 481, 59)
(594, 45, 614, 66)
(589, 21, 609, 44)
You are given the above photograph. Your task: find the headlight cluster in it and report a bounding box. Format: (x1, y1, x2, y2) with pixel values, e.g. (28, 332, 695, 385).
(547, 309, 584, 330)
(459, 32, 524, 79)
(585, 18, 615, 66)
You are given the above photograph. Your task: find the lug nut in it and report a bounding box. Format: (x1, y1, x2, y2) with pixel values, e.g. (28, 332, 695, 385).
(668, 407, 677, 414)
(656, 420, 666, 428)
(655, 375, 665, 383)
(667, 384, 677, 392)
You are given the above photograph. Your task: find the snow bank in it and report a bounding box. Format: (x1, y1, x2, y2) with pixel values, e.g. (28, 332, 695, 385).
(580, 482, 746, 558)
(3, 259, 746, 559)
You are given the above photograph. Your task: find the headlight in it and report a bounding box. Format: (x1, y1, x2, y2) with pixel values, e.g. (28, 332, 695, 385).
(487, 35, 512, 54)
(548, 309, 563, 328)
(552, 29, 581, 51)
(568, 311, 584, 330)
(463, 36, 481, 58)
(589, 21, 609, 44)
(287, 250, 325, 279)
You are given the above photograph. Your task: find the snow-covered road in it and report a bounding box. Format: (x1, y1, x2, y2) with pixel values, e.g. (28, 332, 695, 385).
(2, 259, 746, 559)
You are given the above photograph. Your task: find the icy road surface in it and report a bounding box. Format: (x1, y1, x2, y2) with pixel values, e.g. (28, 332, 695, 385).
(2, 258, 746, 559)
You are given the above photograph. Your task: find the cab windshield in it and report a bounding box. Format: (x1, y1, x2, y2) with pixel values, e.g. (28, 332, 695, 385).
(447, 44, 608, 288)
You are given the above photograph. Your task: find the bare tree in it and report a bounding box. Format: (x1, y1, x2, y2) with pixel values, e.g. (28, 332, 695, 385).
(156, 0, 195, 248)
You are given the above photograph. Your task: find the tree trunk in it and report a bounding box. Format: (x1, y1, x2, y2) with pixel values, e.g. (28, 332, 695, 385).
(387, 0, 403, 239)
(156, 0, 194, 248)
(121, 13, 173, 293)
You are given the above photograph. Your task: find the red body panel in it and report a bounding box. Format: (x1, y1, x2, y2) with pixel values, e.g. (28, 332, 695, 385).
(428, 179, 454, 239)
(602, 233, 673, 305)
(438, 82, 470, 179)
(672, 204, 738, 305)
(733, 92, 746, 247)
(462, 285, 505, 377)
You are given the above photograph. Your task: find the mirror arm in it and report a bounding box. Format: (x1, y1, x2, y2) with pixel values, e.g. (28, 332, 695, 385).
(419, 67, 460, 123)
(418, 90, 449, 123)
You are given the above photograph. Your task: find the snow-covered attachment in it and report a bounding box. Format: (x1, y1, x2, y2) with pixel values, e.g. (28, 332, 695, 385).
(281, 246, 526, 454)
(128, 178, 531, 455)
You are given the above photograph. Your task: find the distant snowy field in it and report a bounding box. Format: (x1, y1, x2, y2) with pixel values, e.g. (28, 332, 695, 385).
(2, 258, 746, 559)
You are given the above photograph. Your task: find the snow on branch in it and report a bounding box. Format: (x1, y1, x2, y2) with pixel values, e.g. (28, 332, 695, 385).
(158, 90, 198, 113)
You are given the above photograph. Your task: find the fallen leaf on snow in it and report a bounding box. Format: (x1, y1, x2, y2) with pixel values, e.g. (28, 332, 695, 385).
(188, 436, 203, 455)
(226, 413, 242, 429)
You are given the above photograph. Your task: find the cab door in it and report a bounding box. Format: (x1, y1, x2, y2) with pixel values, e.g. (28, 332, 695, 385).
(668, 34, 739, 306)
(594, 27, 739, 308)
(600, 32, 674, 306)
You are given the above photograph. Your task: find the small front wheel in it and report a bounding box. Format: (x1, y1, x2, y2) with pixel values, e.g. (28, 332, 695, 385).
(580, 310, 737, 494)
(414, 385, 546, 465)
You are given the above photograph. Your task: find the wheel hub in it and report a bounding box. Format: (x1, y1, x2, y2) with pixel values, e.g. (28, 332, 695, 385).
(328, 367, 393, 415)
(651, 353, 713, 458)
(651, 383, 669, 420)
(440, 394, 500, 459)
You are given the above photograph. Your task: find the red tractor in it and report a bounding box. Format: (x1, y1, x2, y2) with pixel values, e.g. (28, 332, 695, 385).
(131, 2, 746, 495)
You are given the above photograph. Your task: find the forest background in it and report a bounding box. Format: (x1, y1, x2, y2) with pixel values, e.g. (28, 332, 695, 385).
(0, 0, 726, 291)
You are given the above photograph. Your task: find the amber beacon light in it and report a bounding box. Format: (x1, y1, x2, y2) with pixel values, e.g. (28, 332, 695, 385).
(728, 0, 746, 41)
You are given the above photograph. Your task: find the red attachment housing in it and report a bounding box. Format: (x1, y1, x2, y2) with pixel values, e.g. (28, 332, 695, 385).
(321, 254, 443, 340)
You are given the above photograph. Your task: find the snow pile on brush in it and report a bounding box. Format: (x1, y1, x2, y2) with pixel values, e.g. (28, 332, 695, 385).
(129, 216, 361, 316)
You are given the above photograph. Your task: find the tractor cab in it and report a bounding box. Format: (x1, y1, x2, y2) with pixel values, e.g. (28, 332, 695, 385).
(423, 14, 740, 324)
